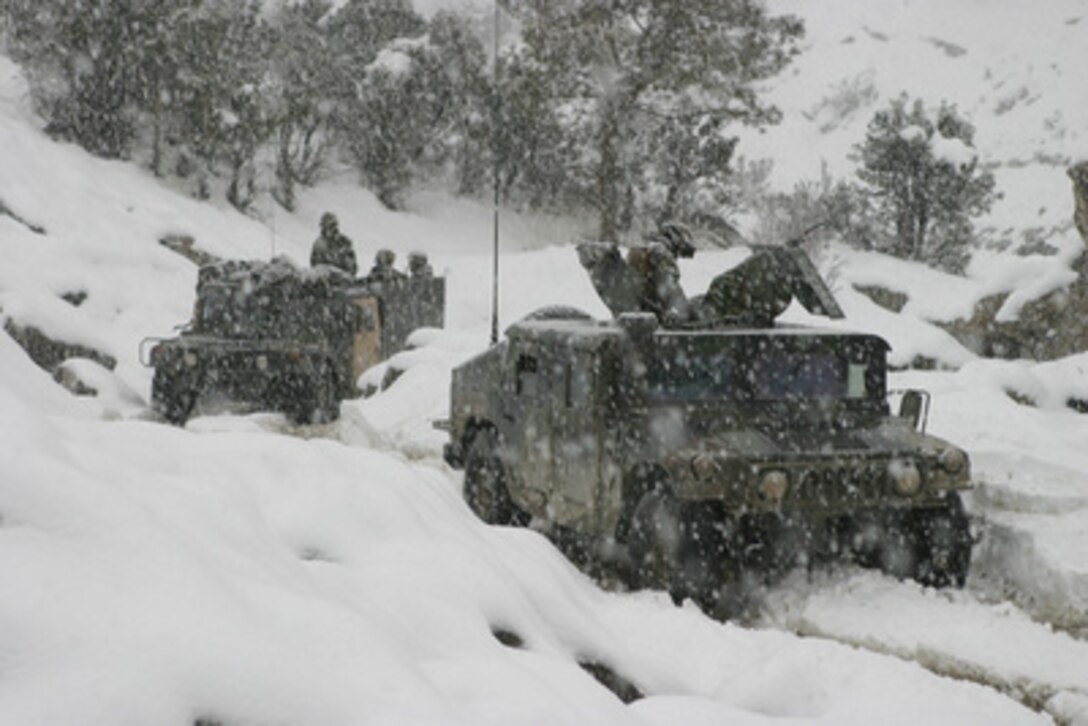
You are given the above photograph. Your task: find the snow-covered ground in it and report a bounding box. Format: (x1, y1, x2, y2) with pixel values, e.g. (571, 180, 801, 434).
(3, 1, 1088, 723)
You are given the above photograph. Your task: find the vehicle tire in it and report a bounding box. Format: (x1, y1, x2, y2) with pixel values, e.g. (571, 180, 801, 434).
(462, 428, 528, 526)
(152, 370, 197, 426)
(878, 519, 918, 581)
(284, 377, 315, 425)
(627, 488, 684, 599)
(913, 493, 972, 588)
(284, 368, 331, 426)
(521, 306, 594, 323)
(675, 503, 740, 617)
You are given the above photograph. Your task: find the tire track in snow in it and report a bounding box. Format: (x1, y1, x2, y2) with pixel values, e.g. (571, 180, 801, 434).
(758, 571, 1088, 725)
(968, 457, 1088, 640)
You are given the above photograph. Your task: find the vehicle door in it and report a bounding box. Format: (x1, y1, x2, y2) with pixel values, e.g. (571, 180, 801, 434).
(549, 349, 604, 527)
(351, 296, 382, 383)
(499, 341, 556, 501)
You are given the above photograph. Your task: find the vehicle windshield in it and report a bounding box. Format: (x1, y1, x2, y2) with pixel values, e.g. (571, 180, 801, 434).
(645, 334, 882, 403)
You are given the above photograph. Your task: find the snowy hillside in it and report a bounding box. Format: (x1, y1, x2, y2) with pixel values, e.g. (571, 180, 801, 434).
(3, 1, 1088, 724)
(743, 0, 1088, 316)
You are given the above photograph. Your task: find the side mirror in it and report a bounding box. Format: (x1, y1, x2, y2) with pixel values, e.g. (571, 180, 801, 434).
(898, 389, 929, 433)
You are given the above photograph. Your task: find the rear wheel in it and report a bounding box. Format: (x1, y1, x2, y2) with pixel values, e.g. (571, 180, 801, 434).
(462, 428, 528, 526)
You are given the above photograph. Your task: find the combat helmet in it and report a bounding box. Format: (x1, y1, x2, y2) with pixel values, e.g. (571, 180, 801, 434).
(656, 222, 696, 258)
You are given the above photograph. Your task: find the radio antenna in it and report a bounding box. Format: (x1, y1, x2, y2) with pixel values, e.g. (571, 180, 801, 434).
(269, 200, 277, 258)
(489, 0, 501, 345)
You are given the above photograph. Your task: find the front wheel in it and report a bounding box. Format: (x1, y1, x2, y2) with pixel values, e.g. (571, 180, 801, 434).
(284, 364, 339, 425)
(151, 370, 198, 426)
(913, 493, 972, 588)
(462, 428, 528, 526)
(627, 488, 683, 595)
(629, 490, 743, 616)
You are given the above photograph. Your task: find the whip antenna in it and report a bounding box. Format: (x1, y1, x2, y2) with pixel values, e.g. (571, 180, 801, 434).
(268, 196, 277, 258)
(489, 0, 501, 345)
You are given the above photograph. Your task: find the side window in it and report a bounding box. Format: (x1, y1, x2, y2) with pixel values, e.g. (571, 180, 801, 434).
(847, 362, 868, 399)
(515, 354, 539, 395)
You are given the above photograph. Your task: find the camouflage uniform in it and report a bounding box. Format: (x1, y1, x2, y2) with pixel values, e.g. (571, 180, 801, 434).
(627, 223, 697, 326)
(369, 248, 406, 282)
(310, 212, 358, 276)
(576, 222, 697, 326)
(626, 242, 691, 325)
(408, 251, 433, 278)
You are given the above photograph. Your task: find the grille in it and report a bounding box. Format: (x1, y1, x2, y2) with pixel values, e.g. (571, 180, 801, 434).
(795, 463, 887, 505)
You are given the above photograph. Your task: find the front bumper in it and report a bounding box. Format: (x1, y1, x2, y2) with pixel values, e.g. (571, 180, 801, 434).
(674, 452, 970, 516)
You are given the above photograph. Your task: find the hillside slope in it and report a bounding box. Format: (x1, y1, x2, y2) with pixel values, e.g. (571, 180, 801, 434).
(3, 3, 1088, 723)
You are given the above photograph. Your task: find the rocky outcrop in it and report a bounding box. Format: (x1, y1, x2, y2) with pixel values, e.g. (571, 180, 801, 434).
(939, 164, 1088, 362)
(853, 284, 908, 313)
(0, 197, 45, 234)
(1070, 161, 1088, 246)
(941, 290, 1088, 361)
(53, 362, 99, 396)
(4, 319, 116, 375)
(159, 234, 219, 267)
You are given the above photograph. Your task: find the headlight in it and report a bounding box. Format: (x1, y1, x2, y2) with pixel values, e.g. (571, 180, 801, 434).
(888, 459, 921, 496)
(183, 352, 198, 367)
(938, 447, 967, 475)
(760, 469, 789, 501)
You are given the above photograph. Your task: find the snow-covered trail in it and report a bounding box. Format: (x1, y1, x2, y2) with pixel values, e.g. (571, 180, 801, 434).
(970, 454, 1088, 639)
(757, 568, 1088, 725)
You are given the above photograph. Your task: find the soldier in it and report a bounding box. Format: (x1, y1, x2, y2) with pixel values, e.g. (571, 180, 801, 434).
(627, 222, 696, 326)
(576, 222, 697, 325)
(369, 248, 407, 282)
(310, 212, 358, 276)
(407, 251, 433, 279)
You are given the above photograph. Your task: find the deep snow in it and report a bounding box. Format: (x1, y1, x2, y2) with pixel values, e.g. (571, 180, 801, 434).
(3, 1, 1088, 724)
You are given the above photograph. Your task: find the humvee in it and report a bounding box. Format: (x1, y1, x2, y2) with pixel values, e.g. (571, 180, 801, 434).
(145, 256, 444, 425)
(443, 245, 972, 613)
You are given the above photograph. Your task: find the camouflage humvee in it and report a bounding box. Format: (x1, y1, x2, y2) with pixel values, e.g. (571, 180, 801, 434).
(442, 245, 972, 614)
(145, 256, 444, 425)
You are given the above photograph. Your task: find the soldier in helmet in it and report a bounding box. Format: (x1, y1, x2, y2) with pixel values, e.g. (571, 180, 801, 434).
(407, 251, 433, 279)
(576, 221, 698, 325)
(655, 222, 697, 259)
(369, 248, 407, 282)
(626, 221, 697, 326)
(310, 212, 358, 276)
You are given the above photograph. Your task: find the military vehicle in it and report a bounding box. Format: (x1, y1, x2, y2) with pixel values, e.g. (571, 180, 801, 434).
(442, 244, 972, 614)
(144, 255, 444, 425)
